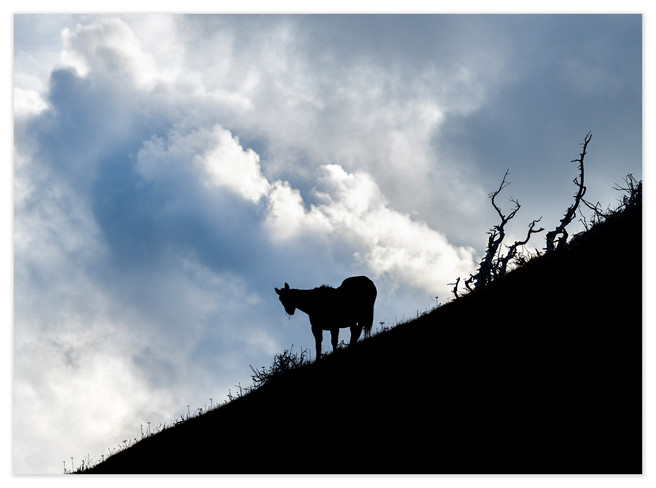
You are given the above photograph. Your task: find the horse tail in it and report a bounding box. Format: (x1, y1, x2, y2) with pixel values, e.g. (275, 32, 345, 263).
(362, 295, 376, 338)
(363, 308, 374, 338)
(362, 285, 377, 338)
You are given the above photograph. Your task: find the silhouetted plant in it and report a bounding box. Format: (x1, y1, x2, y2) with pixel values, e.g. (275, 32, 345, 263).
(545, 131, 591, 252)
(495, 217, 544, 278)
(582, 173, 641, 228)
(449, 132, 640, 302)
(459, 170, 543, 296)
(466, 169, 517, 290)
(614, 174, 642, 209)
(249, 345, 311, 389)
(448, 278, 461, 299)
(227, 383, 251, 401)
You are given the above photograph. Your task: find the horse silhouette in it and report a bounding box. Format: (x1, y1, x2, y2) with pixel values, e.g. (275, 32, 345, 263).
(275, 276, 377, 360)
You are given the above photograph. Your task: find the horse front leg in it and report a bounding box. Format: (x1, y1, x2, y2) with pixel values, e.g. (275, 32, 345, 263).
(330, 328, 339, 352)
(312, 326, 323, 361)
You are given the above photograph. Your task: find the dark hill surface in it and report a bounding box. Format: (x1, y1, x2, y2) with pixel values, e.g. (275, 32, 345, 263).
(85, 205, 642, 474)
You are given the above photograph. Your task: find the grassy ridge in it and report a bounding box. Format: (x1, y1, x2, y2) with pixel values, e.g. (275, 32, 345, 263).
(84, 204, 642, 474)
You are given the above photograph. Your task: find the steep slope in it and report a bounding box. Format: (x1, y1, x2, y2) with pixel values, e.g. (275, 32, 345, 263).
(85, 205, 642, 474)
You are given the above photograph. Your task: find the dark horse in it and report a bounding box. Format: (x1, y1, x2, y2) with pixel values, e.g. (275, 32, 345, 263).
(275, 276, 377, 360)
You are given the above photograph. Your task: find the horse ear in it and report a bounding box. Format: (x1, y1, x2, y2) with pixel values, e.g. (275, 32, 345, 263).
(284, 282, 290, 290)
(275, 287, 281, 295)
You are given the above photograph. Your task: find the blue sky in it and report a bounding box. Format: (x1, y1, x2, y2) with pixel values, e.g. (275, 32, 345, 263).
(12, 13, 643, 474)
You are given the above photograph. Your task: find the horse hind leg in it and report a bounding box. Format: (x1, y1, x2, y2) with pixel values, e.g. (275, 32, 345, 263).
(362, 308, 374, 338)
(350, 324, 363, 345)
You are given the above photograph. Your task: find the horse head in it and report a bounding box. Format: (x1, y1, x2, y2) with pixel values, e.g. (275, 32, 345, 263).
(275, 282, 296, 315)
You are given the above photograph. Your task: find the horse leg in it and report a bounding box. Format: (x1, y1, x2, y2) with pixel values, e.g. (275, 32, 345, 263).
(362, 308, 374, 338)
(312, 326, 323, 361)
(330, 328, 339, 352)
(350, 324, 362, 345)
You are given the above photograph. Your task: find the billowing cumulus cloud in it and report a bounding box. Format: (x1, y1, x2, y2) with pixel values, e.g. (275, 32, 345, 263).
(61, 18, 160, 88)
(264, 164, 476, 292)
(13, 14, 641, 474)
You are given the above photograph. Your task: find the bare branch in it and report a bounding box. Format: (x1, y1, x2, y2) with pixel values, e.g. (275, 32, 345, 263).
(580, 173, 641, 230)
(546, 131, 591, 252)
(614, 174, 642, 209)
(469, 170, 527, 289)
(496, 217, 544, 277)
(448, 277, 461, 299)
(464, 274, 474, 293)
(489, 169, 512, 221)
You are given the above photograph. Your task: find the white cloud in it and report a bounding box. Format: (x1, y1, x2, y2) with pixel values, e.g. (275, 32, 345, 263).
(13, 323, 166, 474)
(13, 87, 48, 119)
(264, 164, 475, 296)
(13, 119, 281, 473)
(264, 180, 333, 242)
(134, 121, 476, 299)
(198, 127, 271, 202)
(12, 163, 281, 472)
(13, 198, 145, 473)
(319, 165, 476, 294)
(137, 124, 271, 203)
(61, 17, 161, 89)
(55, 14, 489, 238)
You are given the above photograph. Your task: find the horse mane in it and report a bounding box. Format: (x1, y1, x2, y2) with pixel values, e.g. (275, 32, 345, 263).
(308, 285, 337, 299)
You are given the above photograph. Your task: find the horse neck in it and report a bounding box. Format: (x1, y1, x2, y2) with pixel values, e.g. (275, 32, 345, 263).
(291, 288, 330, 315)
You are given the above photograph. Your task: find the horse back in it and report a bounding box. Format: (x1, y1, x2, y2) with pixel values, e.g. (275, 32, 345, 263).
(338, 276, 377, 310)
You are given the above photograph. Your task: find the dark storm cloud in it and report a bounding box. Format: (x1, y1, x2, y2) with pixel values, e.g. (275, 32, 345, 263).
(437, 15, 642, 231)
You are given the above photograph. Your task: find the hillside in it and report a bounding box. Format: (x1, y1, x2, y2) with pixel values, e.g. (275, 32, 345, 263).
(84, 204, 642, 474)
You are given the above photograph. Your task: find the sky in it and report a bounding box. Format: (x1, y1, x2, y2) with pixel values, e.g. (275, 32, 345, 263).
(12, 13, 643, 474)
